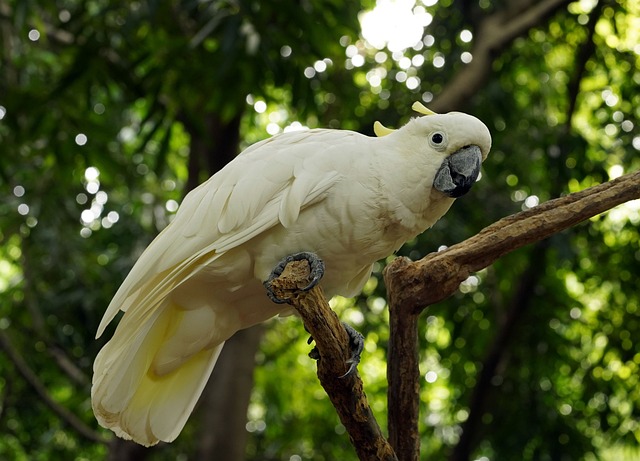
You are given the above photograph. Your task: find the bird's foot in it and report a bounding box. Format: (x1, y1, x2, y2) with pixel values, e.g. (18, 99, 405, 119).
(339, 323, 365, 378)
(308, 322, 364, 378)
(264, 252, 325, 304)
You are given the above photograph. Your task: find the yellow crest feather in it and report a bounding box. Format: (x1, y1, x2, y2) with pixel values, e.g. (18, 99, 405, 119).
(412, 101, 437, 116)
(373, 120, 395, 137)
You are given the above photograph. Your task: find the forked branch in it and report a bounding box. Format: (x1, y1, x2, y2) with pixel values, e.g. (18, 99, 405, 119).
(386, 170, 640, 312)
(384, 170, 640, 460)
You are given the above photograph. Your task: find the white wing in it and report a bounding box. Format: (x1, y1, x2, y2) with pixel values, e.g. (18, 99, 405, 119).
(96, 129, 358, 337)
(92, 128, 366, 446)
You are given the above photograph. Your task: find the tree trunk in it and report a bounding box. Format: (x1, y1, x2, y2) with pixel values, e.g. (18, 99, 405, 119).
(106, 439, 151, 461)
(195, 326, 264, 460)
(183, 112, 242, 194)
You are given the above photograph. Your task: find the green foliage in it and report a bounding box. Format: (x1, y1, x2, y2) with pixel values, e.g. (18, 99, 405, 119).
(1, 0, 639, 460)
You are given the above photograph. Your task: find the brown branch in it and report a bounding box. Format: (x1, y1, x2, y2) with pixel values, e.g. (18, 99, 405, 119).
(386, 304, 421, 461)
(0, 330, 108, 444)
(565, 4, 601, 128)
(385, 170, 640, 312)
(431, 0, 572, 112)
(48, 345, 89, 387)
(384, 170, 640, 460)
(267, 261, 398, 461)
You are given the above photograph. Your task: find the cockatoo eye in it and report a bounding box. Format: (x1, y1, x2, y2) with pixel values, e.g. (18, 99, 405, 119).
(429, 132, 447, 150)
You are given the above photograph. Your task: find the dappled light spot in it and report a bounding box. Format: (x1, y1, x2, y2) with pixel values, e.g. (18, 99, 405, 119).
(95, 190, 108, 205)
(165, 200, 179, 213)
(80, 210, 95, 224)
(28, 29, 40, 41)
(17, 204, 29, 216)
(607, 164, 623, 179)
(460, 52, 473, 63)
(406, 76, 420, 90)
(253, 100, 267, 114)
(523, 195, 539, 209)
(283, 121, 308, 133)
(13, 185, 24, 197)
(75, 193, 87, 205)
(85, 181, 99, 194)
(84, 166, 99, 181)
(280, 45, 292, 58)
(360, 0, 432, 52)
(460, 30, 472, 43)
(433, 54, 445, 68)
(75, 133, 88, 146)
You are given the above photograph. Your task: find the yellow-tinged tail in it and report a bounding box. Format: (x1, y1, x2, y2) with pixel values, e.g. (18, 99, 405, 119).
(92, 299, 224, 446)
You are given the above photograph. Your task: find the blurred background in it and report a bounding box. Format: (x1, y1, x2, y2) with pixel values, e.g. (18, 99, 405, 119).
(1, 0, 639, 460)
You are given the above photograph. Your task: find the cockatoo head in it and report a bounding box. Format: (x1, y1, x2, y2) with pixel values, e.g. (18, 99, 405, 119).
(375, 102, 492, 198)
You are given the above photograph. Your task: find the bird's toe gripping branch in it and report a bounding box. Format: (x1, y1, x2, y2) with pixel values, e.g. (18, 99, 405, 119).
(307, 322, 364, 378)
(264, 252, 325, 304)
(264, 252, 365, 377)
(340, 322, 365, 378)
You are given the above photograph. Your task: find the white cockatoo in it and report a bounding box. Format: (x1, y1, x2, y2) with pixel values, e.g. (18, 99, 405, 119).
(92, 102, 491, 446)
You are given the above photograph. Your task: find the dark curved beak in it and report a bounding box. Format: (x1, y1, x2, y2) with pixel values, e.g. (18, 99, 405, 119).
(434, 145, 482, 198)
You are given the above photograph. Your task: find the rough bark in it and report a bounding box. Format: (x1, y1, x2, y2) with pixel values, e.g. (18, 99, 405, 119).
(267, 261, 398, 461)
(386, 304, 420, 461)
(385, 170, 640, 312)
(384, 170, 640, 460)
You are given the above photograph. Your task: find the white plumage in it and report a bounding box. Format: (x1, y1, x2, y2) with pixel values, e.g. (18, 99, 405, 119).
(92, 106, 491, 446)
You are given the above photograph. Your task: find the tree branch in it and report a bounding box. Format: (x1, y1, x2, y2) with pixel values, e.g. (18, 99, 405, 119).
(384, 170, 640, 460)
(565, 0, 603, 128)
(267, 261, 398, 461)
(0, 330, 107, 444)
(386, 303, 421, 461)
(431, 0, 572, 112)
(385, 170, 640, 312)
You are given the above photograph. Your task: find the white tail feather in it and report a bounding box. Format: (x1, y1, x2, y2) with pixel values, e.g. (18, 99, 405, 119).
(92, 299, 225, 446)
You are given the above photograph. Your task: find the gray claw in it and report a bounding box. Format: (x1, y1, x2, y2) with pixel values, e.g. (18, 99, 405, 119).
(339, 322, 364, 378)
(307, 322, 364, 378)
(264, 252, 325, 304)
